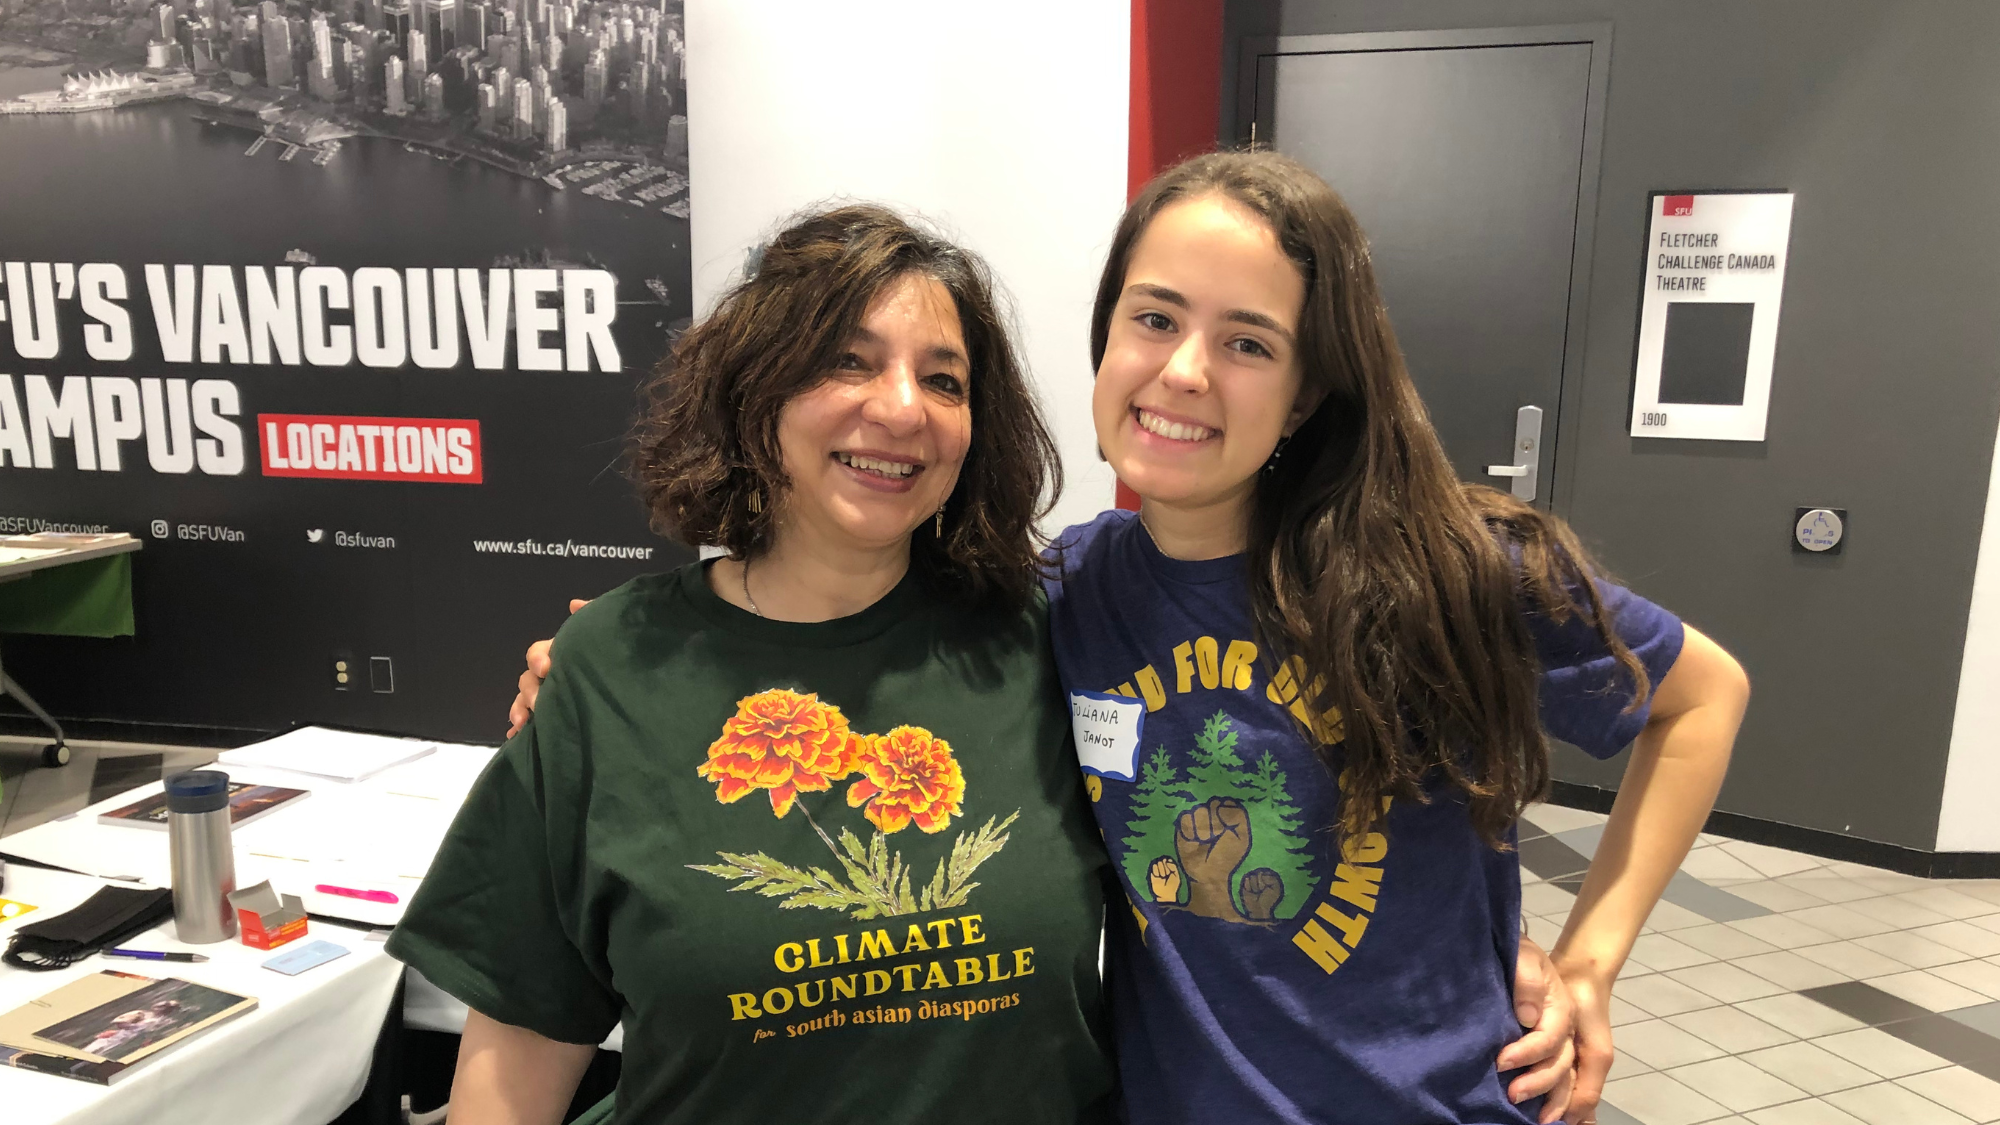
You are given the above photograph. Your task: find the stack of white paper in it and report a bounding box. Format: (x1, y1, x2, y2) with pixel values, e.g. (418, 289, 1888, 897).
(217, 727, 437, 783)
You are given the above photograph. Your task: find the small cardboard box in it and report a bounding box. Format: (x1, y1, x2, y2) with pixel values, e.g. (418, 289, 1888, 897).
(227, 881, 308, 951)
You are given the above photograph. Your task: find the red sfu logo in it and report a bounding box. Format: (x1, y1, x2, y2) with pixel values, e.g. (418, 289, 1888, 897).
(259, 414, 482, 484)
(1662, 194, 1695, 217)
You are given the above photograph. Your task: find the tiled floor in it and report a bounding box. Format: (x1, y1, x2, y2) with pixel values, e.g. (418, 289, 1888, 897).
(1521, 803, 2000, 1125)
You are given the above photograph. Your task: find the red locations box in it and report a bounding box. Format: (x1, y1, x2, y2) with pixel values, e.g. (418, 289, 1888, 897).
(259, 414, 483, 484)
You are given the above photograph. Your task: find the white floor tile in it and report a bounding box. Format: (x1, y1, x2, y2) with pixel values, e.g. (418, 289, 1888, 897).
(1663, 1057, 1808, 1113)
(1621, 974, 1726, 1017)
(1651, 898, 1720, 932)
(1637, 932, 1723, 971)
(1948, 881, 2000, 908)
(1736, 993, 1867, 1038)
(1720, 840, 1829, 879)
(1682, 846, 1769, 882)
(1603, 1071, 1735, 1125)
(1971, 916, 2000, 937)
(1913, 921, 2000, 959)
(1527, 914, 1565, 949)
(1825, 1081, 1976, 1125)
(1813, 1027, 1954, 1079)
(1734, 880, 1841, 913)
(1739, 1040, 1876, 1095)
(1789, 904, 1899, 940)
(1678, 923, 1784, 961)
(1614, 994, 1656, 1026)
(1779, 874, 1881, 905)
(1896, 1066, 2000, 1123)
(1613, 1048, 1658, 1078)
(1735, 950, 1853, 991)
(1733, 914, 1841, 949)
(1666, 1005, 1796, 1053)
(1620, 1018, 1731, 1069)
(1522, 802, 1609, 834)
(1929, 958, 2000, 1002)
(1745, 1100, 1870, 1125)
(1854, 931, 1977, 970)
(1666, 962, 1790, 1003)
(1523, 881, 1578, 917)
(1887, 888, 1999, 923)
(1799, 941, 1915, 980)
(1864, 969, 1992, 1012)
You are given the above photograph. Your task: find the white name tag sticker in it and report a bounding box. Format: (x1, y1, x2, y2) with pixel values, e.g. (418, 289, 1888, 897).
(1069, 690, 1145, 781)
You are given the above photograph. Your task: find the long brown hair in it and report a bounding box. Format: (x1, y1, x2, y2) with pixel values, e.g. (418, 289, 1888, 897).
(1091, 151, 1648, 847)
(633, 203, 1061, 610)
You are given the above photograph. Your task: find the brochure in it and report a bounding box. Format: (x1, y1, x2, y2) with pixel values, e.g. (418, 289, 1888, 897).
(0, 971, 257, 1085)
(97, 783, 309, 831)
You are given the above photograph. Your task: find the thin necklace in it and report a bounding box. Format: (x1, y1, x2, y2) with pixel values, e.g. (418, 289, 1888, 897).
(741, 560, 762, 617)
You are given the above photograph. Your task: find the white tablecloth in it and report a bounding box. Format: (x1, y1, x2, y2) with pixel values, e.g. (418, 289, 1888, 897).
(0, 865, 402, 1125)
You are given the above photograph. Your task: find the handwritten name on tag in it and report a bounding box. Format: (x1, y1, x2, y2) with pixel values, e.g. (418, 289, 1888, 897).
(1069, 691, 1145, 781)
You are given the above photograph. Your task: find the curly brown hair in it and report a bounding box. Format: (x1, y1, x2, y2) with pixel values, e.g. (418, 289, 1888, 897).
(631, 203, 1062, 609)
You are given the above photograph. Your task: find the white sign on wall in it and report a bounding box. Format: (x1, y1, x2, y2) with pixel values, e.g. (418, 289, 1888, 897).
(1630, 191, 1794, 441)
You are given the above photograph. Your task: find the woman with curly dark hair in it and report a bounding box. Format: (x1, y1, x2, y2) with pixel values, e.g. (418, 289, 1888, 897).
(390, 205, 1116, 1125)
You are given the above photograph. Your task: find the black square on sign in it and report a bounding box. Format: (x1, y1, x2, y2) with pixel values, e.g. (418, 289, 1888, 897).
(1659, 302, 1754, 406)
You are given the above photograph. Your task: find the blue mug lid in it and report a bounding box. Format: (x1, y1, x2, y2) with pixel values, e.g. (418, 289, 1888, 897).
(165, 770, 231, 814)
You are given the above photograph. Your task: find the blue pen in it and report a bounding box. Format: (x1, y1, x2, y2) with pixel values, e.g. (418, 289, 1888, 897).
(104, 948, 209, 963)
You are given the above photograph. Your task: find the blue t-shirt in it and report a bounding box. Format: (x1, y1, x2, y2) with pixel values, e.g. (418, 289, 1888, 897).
(1044, 510, 1685, 1125)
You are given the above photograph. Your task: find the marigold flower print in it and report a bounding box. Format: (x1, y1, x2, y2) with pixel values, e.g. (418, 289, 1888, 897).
(695, 688, 861, 819)
(690, 696, 1014, 917)
(847, 725, 967, 834)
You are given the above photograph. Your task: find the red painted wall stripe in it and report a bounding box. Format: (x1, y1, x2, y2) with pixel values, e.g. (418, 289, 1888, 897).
(1118, 0, 1224, 511)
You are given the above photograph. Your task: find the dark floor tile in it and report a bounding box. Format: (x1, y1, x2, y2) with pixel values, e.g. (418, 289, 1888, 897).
(1891, 1013, 2000, 1084)
(1802, 980, 1935, 1027)
(1518, 833, 1591, 881)
(1660, 871, 1770, 922)
(1556, 824, 1605, 858)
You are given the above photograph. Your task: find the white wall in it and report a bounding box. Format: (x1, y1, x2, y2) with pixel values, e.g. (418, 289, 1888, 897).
(684, 0, 1129, 537)
(1938, 408, 2000, 851)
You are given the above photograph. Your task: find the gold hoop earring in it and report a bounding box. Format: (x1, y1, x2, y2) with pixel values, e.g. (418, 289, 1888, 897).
(935, 504, 946, 538)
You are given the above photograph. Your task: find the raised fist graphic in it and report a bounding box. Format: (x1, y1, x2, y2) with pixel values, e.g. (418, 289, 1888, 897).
(1175, 796, 1252, 921)
(1240, 867, 1284, 922)
(1148, 856, 1182, 903)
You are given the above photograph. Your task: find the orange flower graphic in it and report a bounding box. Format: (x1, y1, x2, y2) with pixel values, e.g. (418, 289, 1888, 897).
(697, 688, 862, 819)
(846, 725, 966, 834)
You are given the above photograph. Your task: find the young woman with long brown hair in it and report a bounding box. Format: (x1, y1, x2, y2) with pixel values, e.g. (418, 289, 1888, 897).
(1049, 150, 1745, 1124)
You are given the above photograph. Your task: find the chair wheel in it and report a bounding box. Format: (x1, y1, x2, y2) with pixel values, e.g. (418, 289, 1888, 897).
(40, 743, 69, 768)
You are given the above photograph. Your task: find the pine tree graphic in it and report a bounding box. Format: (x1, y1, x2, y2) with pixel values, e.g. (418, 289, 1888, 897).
(1240, 748, 1316, 919)
(1186, 711, 1251, 802)
(1122, 746, 1191, 903)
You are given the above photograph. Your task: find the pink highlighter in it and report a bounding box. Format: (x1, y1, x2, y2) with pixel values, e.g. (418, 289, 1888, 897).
(314, 884, 400, 905)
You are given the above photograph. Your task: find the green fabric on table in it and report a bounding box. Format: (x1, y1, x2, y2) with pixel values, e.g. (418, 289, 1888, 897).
(0, 554, 135, 637)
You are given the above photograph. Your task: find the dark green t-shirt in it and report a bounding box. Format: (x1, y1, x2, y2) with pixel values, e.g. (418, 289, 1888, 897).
(388, 564, 1117, 1124)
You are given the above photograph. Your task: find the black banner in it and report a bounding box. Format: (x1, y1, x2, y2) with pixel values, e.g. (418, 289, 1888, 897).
(0, 0, 694, 742)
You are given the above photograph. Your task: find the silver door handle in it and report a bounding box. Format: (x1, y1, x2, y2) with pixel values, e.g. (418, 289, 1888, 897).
(1484, 405, 1543, 502)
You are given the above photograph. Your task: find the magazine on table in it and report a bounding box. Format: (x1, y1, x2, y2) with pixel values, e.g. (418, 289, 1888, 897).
(0, 971, 257, 1085)
(97, 783, 309, 831)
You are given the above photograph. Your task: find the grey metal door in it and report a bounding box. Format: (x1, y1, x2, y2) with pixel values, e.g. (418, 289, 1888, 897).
(1243, 27, 1611, 505)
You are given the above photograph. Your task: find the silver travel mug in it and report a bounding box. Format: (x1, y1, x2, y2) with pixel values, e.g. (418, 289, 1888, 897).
(166, 770, 238, 943)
